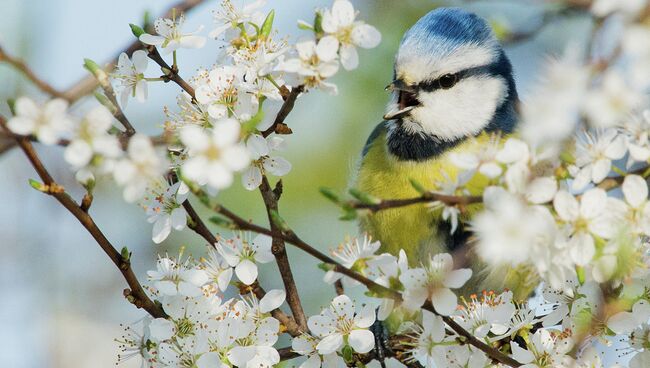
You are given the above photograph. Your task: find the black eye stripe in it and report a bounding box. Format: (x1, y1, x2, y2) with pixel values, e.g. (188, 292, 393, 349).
(417, 64, 493, 92)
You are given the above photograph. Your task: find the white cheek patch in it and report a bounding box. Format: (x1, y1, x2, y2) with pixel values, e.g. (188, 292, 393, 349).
(411, 76, 508, 140)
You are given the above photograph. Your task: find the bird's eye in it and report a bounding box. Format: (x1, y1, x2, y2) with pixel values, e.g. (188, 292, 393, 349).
(438, 74, 458, 89)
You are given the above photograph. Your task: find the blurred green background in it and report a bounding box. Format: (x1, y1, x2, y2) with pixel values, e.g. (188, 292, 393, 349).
(0, 0, 591, 366)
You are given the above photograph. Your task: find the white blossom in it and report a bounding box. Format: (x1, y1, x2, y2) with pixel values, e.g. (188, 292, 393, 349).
(399, 253, 471, 315)
(307, 294, 375, 354)
(113, 50, 148, 107)
(64, 106, 121, 174)
(510, 329, 574, 368)
(180, 119, 250, 192)
(216, 234, 274, 285)
(139, 14, 206, 54)
(584, 71, 647, 128)
(195, 65, 258, 121)
(242, 134, 292, 190)
(7, 97, 72, 145)
(292, 334, 346, 368)
(570, 129, 627, 190)
(591, 0, 648, 18)
(142, 181, 189, 244)
(406, 309, 446, 367)
(320, 0, 381, 70)
(323, 234, 380, 288)
(113, 134, 168, 202)
(147, 255, 209, 297)
(277, 39, 340, 94)
(210, 0, 266, 39)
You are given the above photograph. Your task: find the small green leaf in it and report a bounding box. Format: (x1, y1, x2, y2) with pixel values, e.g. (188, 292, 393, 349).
(6, 99, 16, 115)
(560, 151, 575, 165)
(317, 262, 335, 272)
(83, 58, 108, 85)
(297, 20, 313, 30)
(409, 178, 427, 194)
(314, 11, 324, 35)
(28, 179, 46, 192)
(209, 216, 234, 229)
(349, 188, 380, 205)
(93, 92, 117, 114)
(341, 345, 354, 362)
(339, 207, 358, 221)
(260, 10, 275, 38)
(319, 187, 341, 204)
(121, 246, 131, 262)
(270, 210, 290, 232)
(129, 23, 146, 38)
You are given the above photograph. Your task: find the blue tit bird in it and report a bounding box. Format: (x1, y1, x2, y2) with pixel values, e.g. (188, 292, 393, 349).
(353, 8, 525, 296)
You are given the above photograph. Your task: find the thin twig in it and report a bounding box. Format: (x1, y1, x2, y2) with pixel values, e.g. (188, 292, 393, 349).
(261, 85, 304, 137)
(0, 115, 165, 319)
(61, 0, 206, 103)
(259, 176, 308, 331)
(350, 192, 482, 212)
(0, 45, 68, 100)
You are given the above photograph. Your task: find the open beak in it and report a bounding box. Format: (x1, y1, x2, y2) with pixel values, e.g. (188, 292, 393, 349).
(384, 79, 420, 121)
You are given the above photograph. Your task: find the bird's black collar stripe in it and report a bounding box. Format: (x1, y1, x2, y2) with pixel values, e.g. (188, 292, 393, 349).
(386, 122, 466, 162)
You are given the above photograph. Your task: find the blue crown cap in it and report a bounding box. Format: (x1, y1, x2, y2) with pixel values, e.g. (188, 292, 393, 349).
(400, 8, 498, 57)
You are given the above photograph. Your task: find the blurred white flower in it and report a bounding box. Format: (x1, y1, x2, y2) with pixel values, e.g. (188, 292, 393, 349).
(114, 134, 168, 202)
(195, 65, 258, 121)
(180, 119, 250, 191)
(320, 0, 381, 70)
(216, 234, 274, 285)
(113, 50, 148, 107)
(64, 106, 121, 173)
(7, 97, 72, 145)
(307, 294, 375, 354)
(142, 181, 189, 244)
(584, 71, 647, 128)
(139, 15, 206, 54)
(429, 172, 471, 234)
(473, 187, 557, 268)
(276, 39, 339, 94)
(520, 50, 589, 146)
(449, 136, 503, 179)
(570, 129, 627, 191)
(242, 134, 292, 190)
(165, 92, 214, 132)
(399, 253, 471, 315)
(602, 174, 650, 236)
(620, 111, 650, 165)
(622, 26, 650, 89)
(591, 0, 648, 18)
(210, 0, 266, 39)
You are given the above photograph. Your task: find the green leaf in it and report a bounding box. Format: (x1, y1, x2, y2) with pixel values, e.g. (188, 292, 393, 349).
(319, 187, 341, 204)
(348, 188, 380, 205)
(339, 207, 358, 221)
(260, 10, 275, 38)
(270, 210, 290, 232)
(209, 216, 234, 229)
(6, 99, 16, 115)
(120, 246, 131, 262)
(317, 262, 335, 272)
(93, 92, 117, 114)
(297, 20, 313, 30)
(314, 11, 324, 35)
(83, 58, 108, 85)
(28, 179, 45, 192)
(409, 178, 427, 194)
(129, 23, 146, 38)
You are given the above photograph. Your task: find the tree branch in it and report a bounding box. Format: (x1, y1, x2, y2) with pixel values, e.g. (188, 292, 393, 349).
(261, 85, 304, 138)
(349, 192, 482, 212)
(0, 45, 68, 100)
(0, 114, 165, 319)
(259, 176, 308, 332)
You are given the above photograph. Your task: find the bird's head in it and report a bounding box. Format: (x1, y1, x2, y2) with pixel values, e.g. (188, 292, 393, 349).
(384, 8, 518, 154)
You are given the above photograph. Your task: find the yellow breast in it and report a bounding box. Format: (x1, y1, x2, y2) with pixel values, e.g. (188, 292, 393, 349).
(354, 129, 492, 261)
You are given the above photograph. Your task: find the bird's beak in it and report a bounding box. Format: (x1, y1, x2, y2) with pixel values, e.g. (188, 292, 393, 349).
(384, 106, 415, 120)
(385, 79, 417, 93)
(384, 79, 419, 121)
